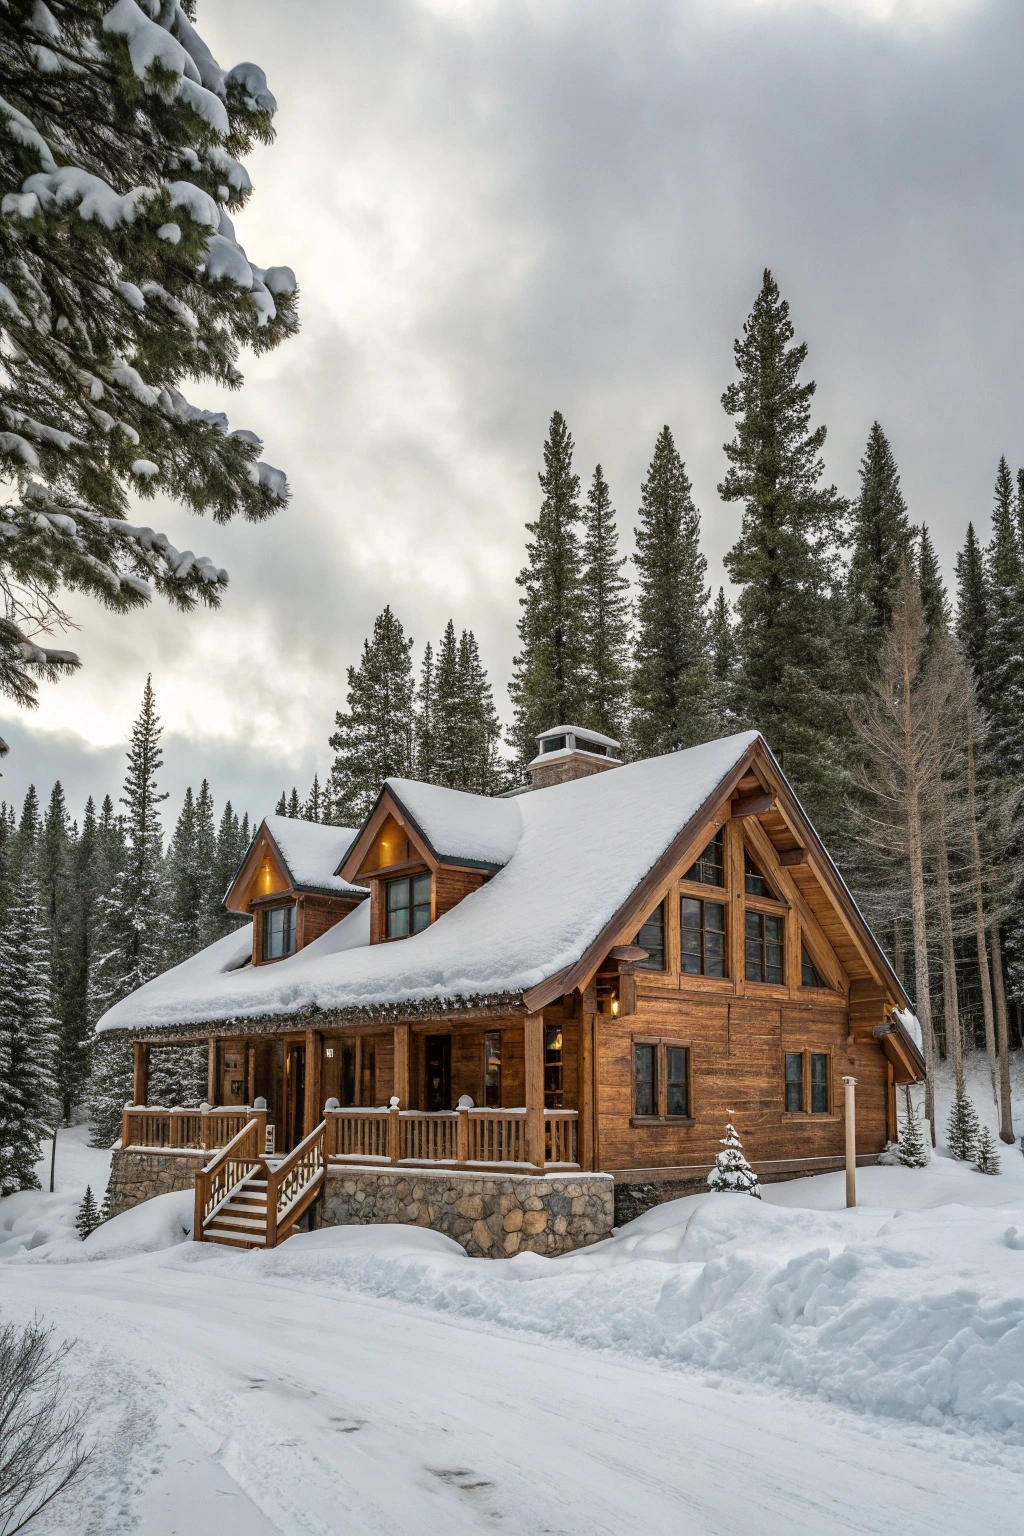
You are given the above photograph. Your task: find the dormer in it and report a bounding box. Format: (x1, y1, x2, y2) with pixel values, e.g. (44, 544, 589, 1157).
(526, 725, 622, 790)
(339, 779, 521, 943)
(225, 815, 368, 965)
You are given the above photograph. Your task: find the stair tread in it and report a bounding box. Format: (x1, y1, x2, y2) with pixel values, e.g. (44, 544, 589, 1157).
(205, 1232, 267, 1247)
(213, 1215, 267, 1229)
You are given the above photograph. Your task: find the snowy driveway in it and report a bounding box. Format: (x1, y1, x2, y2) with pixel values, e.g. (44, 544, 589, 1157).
(3, 1248, 1022, 1536)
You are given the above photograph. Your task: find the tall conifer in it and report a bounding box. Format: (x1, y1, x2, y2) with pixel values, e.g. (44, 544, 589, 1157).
(710, 588, 738, 731)
(980, 460, 1024, 778)
(720, 270, 848, 836)
(956, 522, 989, 686)
(57, 796, 99, 1122)
(415, 642, 437, 782)
(329, 607, 415, 822)
(846, 423, 914, 689)
(917, 525, 951, 656)
(0, 859, 57, 1192)
(630, 427, 712, 757)
(509, 411, 587, 764)
(580, 465, 630, 742)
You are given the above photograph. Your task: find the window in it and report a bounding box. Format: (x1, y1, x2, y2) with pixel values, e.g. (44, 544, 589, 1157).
(634, 903, 666, 970)
(633, 1039, 690, 1120)
(681, 897, 726, 977)
(745, 910, 784, 984)
(484, 1031, 502, 1107)
(784, 1051, 830, 1114)
(544, 1024, 563, 1108)
(685, 830, 724, 886)
(262, 903, 296, 960)
(801, 945, 825, 988)
(744, 849, 774, 898)
(542, 734, 567, 753)
(386, 872, 432, 938)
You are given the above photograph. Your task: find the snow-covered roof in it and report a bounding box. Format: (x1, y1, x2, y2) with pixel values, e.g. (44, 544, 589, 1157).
(262, 815, 366, 897)
(98, 731, 760, 1035)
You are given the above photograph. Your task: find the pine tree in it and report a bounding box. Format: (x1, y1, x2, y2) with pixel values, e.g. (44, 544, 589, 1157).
(917, 525, 951, 657)
(286, 788, 301, 818)
(38, 784, 75, 1119)
(422, 623, 504, 793)
(630, 427, 713, 757)
(946, 1083, 980, 1161)
(710, 587, 738, 723)
(707, 1116, 761, 1197)
(207, 800, 246, 941)
(433, 621, 462, 788)
(58, 795, 100, 1122)
(897, 1088, 929, 1167)
(974, 1124, 1001, 1175)
(580, 465, 630, 742)
(979, 460, 1024, 778)
(509, 411, 588, 764)
(457, 629, 504, 793)
(274, 792, 287, 815)
(415, 642, 437, 782)
(0, 858, 57, 1193)
(329, 607, 415, 823)
(75, 1185, 100, 1240)
(165, 783, 218, 963)
(0, 2, 297, 706)
(303, 775, 324, 823)
(955, 522, 989, 687)
(846, 423, 914, 690)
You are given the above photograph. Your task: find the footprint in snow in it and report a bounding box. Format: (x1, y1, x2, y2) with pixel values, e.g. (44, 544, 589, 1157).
(429, 1467, 496, 1492)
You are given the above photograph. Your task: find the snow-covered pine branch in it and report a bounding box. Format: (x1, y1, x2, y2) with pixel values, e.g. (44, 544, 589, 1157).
(0, 0, 298, 703)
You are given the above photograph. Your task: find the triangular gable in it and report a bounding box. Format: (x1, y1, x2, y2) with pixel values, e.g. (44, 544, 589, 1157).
(339, 782, 514, 884)
(225, 821, 292, 914)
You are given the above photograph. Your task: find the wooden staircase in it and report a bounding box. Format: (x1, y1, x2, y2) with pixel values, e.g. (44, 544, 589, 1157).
(194, 1119, 326, 1250)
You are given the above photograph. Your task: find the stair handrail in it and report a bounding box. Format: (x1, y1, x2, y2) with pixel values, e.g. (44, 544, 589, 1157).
(266, 1120, 326, 1248)
(194, 1115, 263, 1239)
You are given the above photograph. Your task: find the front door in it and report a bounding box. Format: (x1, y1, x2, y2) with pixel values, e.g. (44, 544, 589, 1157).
(220, 1047, 246, 1106)
(286, 1044, 306, 1150)
(425, 1035, 452, 1112)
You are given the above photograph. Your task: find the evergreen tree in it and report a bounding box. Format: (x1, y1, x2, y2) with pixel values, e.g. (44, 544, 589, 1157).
(165, 786, 205, 965)
(433, 621, 462, 788)
(421, 623, 503, 793)
(509, 411, 588, 764)
(329, 606, 415, 823)
(58, 796, 100, 1123)
(980, 460, 1024, 779)
(275, 792, 287, 815)
(917, 525, 950, 656)
(710, 587, 738, 716)
(846, 423, 914, 689)
(456, 629, 504, 793)
(38, 786, 74, 1114)
(630, 427, 713, 757)
(974, 1124, 1001, 1175)
(946, 1084, 980, 1161)
(0, 1, 296, 706)
(75, 1185, 100, 1240)
(580, 465, 630, 742)
(303, 775, 325, 824)
(897, 1089, 929, 1168)
(720, 272, 849, 838)
(286, 788, 301, 818)
(955, 522, 989, 686)
(415, 642, 437, 783)
(0, 858, 57, 1193)
(210, 800, 247, 940)
(707, 1117, 761, 1197)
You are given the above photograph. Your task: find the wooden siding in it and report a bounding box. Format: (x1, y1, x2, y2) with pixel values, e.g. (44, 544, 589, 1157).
(433, 866, 487, 921)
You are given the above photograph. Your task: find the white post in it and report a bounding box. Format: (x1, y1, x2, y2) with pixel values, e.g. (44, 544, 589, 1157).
(842, 1075, 857, 1208)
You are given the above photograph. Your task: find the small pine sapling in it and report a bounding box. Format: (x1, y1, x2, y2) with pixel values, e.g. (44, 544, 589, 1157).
(897, 1089, 930, 1168)
(946, 1083, 980, 1161)
(75, 1186, 100, 1240)
(97, 1186, 113, 1225)
(707, 1116, 761, 1198)
(974, 1125, 1001, 1175)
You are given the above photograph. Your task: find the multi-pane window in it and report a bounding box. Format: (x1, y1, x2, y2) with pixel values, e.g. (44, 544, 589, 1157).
(785, 1051, 830, 1113)
(633, 1040, 690, 1119)
(544, 1024, 563, 1109)
(484, 1030, 502, 1107)
(634, 903, 666, 970)
(385, 872, 432, 938)
(745, 910, 784, 984)
(681, 897, 726, 977)
(263, 903, 296, 960)
(744, 849, 774, 898)
(685, 830, 724, 886)
(801, 945, 825, 988)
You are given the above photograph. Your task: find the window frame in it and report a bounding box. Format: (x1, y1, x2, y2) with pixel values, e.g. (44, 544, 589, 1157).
(261, 901, 297, 962)
(684, 829, 725, 887)
(744, 907, 785, 986)
(483, 1029, 502, 1107)
(800, 943, 828, 989)
(544, 1023, 563, 1109)
(630, 1035, 694, 1125)
(384, 870, 433, 940)
(634, 901, 667, 971)
(782, 1048, 835, 1117)
(680, 893, 727, 978)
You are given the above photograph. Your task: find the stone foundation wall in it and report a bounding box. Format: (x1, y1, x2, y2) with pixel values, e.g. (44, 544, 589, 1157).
(106, 1149, 204, 1218)
(322, 1166, 614, 1257)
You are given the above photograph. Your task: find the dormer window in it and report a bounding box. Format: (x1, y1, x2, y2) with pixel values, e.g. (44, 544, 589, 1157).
(263, 903, 296, 960)
(386, 873, 432, 938)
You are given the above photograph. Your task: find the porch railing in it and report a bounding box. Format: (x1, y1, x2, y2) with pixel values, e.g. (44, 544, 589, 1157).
(122, 1105, 268, 1153)
(267, 1120, 326, 1246)
(194, 1116, 264, 1233)
(325, 1105, 579, 1172)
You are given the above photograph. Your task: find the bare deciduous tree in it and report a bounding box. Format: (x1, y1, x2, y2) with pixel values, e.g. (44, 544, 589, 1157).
(0, 1319, 89, 1536)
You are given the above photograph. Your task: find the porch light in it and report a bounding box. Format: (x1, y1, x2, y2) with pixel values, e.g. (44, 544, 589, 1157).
(611, 997, 620, 1017)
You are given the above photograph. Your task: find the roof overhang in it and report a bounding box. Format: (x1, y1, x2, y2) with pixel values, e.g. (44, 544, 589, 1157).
(339, 784, 506, 884)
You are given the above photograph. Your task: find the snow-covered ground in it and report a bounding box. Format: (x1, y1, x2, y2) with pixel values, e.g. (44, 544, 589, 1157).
(2, 1065, 1024, 1533)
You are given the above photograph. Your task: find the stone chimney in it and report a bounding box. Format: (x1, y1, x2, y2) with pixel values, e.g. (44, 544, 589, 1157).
(525, 725, 622, 790)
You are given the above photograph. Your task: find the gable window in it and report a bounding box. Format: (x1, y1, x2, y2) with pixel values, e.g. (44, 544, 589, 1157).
(386, 872, 432, 938)
(681, 896, 726, 977)
(484, 1030, 502, 1107)
(745, 910, 784, 984)
(632, 1038, 691, 1121)
(744, 849, 775, 898)
(262, 903, 296, 960)
(801, 945, 826, 988)
(634, 903, 666, 970)
(785, 1050, 831, 1114)
(544, 1024, 563, 1108)
(685, 830, 724, 886)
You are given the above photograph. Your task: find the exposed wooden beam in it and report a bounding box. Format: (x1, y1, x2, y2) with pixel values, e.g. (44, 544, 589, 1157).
(778, 847, 809, 867)
(732, 792, 777, 818)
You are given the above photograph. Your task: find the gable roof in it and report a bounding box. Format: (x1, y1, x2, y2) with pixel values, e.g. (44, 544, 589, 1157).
(342, 779, 522, 877)
(226, 816, 367, 908)
(95, 730, 912, 1044)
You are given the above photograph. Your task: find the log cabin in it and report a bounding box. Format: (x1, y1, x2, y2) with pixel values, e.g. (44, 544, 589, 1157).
(96, 726, 924, 1257)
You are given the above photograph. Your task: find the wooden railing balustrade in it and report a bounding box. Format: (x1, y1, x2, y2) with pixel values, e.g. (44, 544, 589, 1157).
(545, 1111, 579, 1166)
(122, 1105, 268, 1153)
(266, 1121, 327, 1247)
(194, 1116, 264, 1235)
(325, 1107, 391, 1161)
(325, 1105, 579, 1172)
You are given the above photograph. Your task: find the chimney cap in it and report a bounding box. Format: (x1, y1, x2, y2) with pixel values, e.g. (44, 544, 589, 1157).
(533, 724, 621, 759)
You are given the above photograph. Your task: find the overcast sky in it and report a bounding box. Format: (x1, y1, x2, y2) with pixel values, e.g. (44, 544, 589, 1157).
(3, 0, 1023, 825)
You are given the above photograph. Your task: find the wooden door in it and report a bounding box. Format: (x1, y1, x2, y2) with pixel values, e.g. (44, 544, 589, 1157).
(425, 1035, 452, 1111)
(286, 1044, 306, 1150)
(220, 1046, 246, 1106)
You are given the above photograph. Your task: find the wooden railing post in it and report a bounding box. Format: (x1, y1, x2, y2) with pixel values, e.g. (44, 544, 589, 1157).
(388, 1099, 401, 1164)
(133, 1042, 149, 1107)
(524, 1013, 545, 1171)
(169, 1108, 180, 1149)
(456, 1104, 469, 1165)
